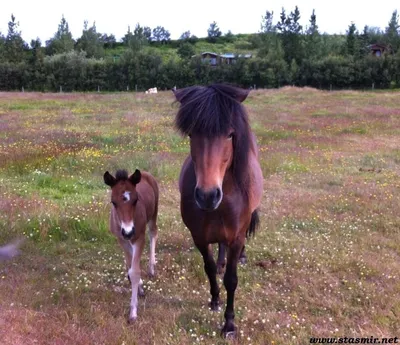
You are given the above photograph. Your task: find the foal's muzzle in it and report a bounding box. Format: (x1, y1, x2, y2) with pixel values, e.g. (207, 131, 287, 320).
(121, 226, 135, 240)
(194, 187, 223, 211)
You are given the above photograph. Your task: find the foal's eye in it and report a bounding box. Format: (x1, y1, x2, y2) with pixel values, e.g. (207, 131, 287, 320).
(227, 132, 234, 139)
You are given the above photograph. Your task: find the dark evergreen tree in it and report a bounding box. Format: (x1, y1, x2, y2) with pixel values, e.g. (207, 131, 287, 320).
(346, 22, 358, 56)
(385, 10, 399, 52)
(260, 11, 274, 33)
(76, 21, 104, 58)
(179, 31, 191, 41)
(152, 26, 171, 43)
(4, 14, 27, 63)
(46, 15, 75, 55)
(207, 21, 222, 43)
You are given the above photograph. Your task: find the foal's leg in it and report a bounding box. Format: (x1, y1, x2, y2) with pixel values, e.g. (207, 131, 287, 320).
(216, 243, 226, 275)
(222, 241, 244, 338)
(118, 237, 144, 296)
(198, 244, 220, 310)
(148, 219, 158, 278)
(128, 235, 145, 322)
(118, 237, 133, 274)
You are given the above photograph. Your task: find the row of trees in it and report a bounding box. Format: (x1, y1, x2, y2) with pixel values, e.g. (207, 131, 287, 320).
(0, 8, 400, 91)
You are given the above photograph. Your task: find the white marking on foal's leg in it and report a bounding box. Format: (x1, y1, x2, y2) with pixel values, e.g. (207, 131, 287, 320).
(138, 278, 145, 297)
(148, 222, 158, 277)
(128, 243, 141, 321)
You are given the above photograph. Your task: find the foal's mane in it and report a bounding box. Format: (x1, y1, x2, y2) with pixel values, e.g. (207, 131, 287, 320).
(174, 84, 251, 197)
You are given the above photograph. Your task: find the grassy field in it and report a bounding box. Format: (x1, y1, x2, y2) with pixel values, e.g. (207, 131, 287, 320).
(0, 88, 399, 345)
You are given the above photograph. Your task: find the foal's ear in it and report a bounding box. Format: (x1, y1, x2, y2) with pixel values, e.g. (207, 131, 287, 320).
(129, 169, 141, 185)
(104, 171, 116, 187)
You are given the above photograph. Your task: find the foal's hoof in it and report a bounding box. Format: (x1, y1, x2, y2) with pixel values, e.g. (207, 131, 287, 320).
(127, 316, 137, 325)
(138, 285, 145, 298)
(208, 299, 221, 311)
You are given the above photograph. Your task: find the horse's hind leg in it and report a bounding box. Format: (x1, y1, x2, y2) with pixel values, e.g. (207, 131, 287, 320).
(198, 244, 220, 310)
(239, 245, 247, 264)
(148, 219, 158, 277)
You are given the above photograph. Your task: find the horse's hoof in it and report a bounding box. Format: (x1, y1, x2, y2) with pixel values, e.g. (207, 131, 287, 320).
(221, 324, 237, 338)
(208, 299, 221, 311)
(222, 330, 237, 339)
(239, 256, 247, 265)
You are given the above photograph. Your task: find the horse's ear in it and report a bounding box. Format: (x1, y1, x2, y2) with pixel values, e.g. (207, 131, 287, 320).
(236, 88, 249, 103)
(173, 88, 184, 103)
(104, 171, 116, 187)
(129, 169, 141, 185)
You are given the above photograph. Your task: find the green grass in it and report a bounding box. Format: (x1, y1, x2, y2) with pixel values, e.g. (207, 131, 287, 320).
(0, 88, 399, 345)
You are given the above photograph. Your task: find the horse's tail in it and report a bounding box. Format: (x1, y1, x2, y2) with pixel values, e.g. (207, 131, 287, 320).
(246, 209, 260, 238)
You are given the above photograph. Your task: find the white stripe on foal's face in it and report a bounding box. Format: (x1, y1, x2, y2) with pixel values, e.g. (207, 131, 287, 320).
(123, 191, 131, 202)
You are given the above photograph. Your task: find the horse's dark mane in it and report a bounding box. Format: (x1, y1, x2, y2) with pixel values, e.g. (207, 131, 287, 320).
(174, 84, 251, 196)
(115, 169, 129, 181)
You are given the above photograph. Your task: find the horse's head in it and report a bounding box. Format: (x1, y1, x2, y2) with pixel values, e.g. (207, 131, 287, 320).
(188, 131, 233, 211)
(104, 169, 141, 239)
(174, 84, 250, 211)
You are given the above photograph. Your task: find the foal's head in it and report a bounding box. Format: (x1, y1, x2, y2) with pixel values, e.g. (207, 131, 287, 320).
(104, 169, 141, 239)
(174, 84, 250, 211)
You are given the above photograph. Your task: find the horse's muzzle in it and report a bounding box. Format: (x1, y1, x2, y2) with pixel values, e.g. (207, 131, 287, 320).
(194, 187, 222, 211)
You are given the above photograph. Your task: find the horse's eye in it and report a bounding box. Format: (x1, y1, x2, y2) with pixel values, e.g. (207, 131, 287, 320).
(227, 132, 234, 139)
(111, 201, 117, 208)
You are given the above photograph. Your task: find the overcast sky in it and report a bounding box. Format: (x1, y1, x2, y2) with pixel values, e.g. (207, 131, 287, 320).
(0, 0, 398, 43)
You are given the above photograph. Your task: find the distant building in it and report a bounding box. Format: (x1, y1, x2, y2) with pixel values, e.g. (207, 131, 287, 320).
(368, 44, 390, 57)
(196, 52, 252, 66)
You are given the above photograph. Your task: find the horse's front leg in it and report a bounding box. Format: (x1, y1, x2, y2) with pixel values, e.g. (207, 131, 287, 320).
(127, 235, 145, 322)
(216, 243, 226, 274)
(222, 240, 244, 338)
(198, 244, 220, 310)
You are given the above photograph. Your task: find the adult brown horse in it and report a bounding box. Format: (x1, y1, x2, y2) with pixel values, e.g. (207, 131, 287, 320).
(174, 84, 263, 337)
(104, 169, 159, 322)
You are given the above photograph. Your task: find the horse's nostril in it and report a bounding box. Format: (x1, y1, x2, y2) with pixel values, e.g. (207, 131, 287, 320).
(195, 187, 204, 202)
(215, 188, 222, 201)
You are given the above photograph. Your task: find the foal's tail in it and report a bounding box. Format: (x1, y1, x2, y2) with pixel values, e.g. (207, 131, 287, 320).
(246, 209, 260, 238)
